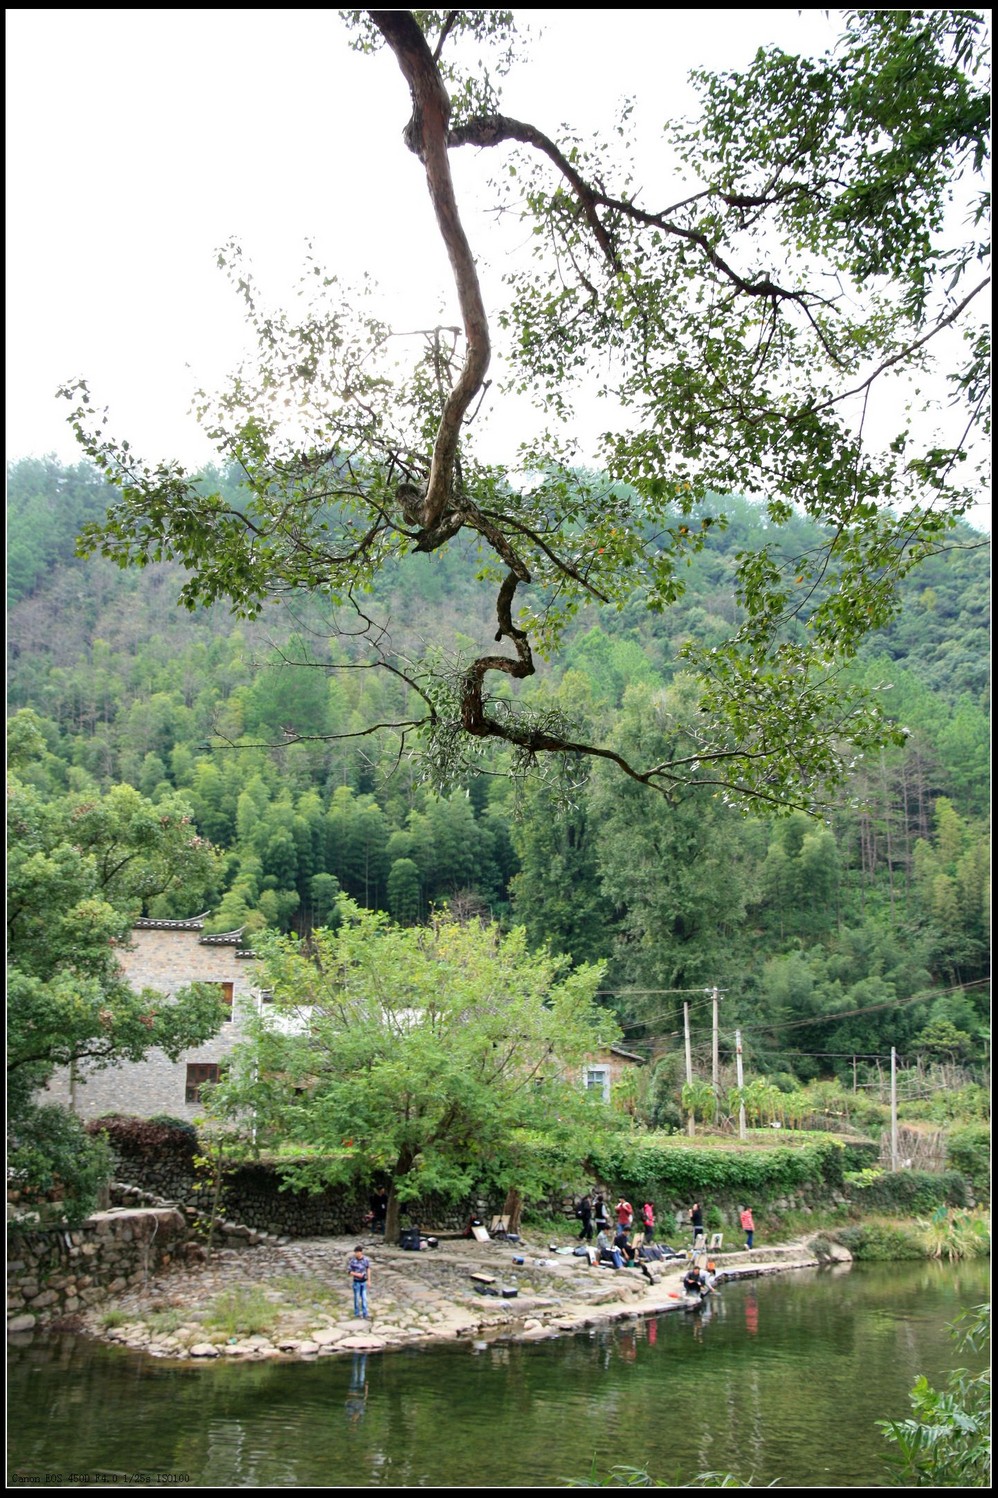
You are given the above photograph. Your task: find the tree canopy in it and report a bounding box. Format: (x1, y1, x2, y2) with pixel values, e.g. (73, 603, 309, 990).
(7, 726, 228, 1221)
(64, 8, 989, 812)
(208, 899, 619, 1239)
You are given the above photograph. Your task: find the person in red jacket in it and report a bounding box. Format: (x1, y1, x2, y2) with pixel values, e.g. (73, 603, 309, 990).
(641, 1201, 655, 1242)
(740, 1205, 755, 1249)
(616, 1198, 633, 1230)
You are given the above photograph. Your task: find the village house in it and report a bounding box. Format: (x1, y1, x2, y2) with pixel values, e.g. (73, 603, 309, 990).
(580, 1044, 645, 1100)
(44, 915, 262, 1122)
(43, 915, 643, 1123)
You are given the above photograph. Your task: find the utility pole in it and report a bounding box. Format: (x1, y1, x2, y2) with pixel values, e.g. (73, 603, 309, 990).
(890, 1046, 899, 1171)
(735, 1029, 746, 1140)
(684, 1001, 695, 1136)
(711, 987, 720, 1097)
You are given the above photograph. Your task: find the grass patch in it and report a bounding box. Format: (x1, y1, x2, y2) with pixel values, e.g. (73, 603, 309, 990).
(270, 1273, 341, 1310)
(145, 1307, 188, 1336)
(202, 1287, 280, 1338)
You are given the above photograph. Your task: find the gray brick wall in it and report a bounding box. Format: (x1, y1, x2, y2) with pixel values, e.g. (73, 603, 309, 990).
(44, 922, 260, 1122)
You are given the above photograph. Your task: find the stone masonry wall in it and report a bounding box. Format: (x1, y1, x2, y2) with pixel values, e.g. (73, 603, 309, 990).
(43, 924, 259, 1122)
(103, 1143, 481, 1239)
(7, 1208, 189, 1331)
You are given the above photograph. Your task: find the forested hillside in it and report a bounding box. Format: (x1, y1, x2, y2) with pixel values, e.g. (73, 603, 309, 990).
(7, 457, 990, 1087)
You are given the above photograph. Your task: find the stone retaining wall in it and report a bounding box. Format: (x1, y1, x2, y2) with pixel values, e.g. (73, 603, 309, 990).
(101, 1144, 485, 1238)
(7, 1208, 188, 1331)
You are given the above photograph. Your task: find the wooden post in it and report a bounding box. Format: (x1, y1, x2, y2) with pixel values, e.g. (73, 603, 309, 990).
(735, 1029, 746, 1141)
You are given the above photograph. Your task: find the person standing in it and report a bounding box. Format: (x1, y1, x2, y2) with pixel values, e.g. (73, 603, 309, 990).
(690, 1201, 704, 1247)
(593, 1193, 609, 1235)
(577, 1192, 594, 1243)
(348, 1244, 372, 1318)
(740, 1205, 755, 1250)
(641, 1201, 655, 1242)
(616, 1198, 634, 1232)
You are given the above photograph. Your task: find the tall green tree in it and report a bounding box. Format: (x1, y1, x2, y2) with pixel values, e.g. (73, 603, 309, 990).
(587, 682, 761, 1018)
(7, 754, 228, 1222)
(211, 899, 619, 1241)
(64, 9, 989, 813)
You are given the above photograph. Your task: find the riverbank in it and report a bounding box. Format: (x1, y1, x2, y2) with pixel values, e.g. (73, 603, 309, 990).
(68, 1230, 823, 1361)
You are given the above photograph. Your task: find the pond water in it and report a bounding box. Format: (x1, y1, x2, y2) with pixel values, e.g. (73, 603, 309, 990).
(7, 1259, 988, 1489)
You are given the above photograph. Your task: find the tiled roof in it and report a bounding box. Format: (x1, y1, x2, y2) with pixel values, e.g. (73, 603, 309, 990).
(198, 929, 246, 946)
(609, 1044, 646, 1064)
(132, 916, 253, 952)
(132, 914, 211, 931)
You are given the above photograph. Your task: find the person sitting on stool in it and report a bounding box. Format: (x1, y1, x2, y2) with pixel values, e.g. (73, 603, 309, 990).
(597, 1227, 624, 1269)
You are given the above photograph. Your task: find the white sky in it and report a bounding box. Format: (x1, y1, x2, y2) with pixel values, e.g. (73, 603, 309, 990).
(5, 8, 989, 529)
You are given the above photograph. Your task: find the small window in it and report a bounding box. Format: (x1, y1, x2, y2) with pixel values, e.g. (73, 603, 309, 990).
(218, 981, 234, 1022)
(186, 1063, 220, 1104)
(584, 1066, 611, 1103)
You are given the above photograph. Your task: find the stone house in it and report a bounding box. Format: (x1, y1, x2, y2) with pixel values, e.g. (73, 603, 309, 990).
(44, 915, 262, 1123)
(580, 1044, 645, 1102)
(43, 916, 643, 1122)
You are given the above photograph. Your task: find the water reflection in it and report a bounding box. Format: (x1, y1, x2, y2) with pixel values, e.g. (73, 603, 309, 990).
(345, 1354, 368, 1425)
(7, 1260, 988, 1489)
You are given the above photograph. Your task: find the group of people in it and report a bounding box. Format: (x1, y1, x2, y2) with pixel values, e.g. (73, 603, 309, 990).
(576, 1194, 672, 1270)
(350, 1193, 756, 1318)
(579, 1191, 758, 1268)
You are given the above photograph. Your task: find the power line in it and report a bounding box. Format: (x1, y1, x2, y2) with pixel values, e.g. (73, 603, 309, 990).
(612, 977, 989, 1048)
(596, 988, 716, 996)
(738, 984, 980, 1039)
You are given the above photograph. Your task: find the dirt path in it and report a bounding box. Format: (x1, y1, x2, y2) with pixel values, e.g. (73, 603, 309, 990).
(82, 1231, 819, 1361)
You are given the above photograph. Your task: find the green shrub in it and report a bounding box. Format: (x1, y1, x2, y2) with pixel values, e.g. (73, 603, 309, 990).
(944, 1125, 991, 1199)
(836, 1221, 925, 1260)
(840, 1140, 881, 1172)
(9, 1104, 113, 1226)
(915, 1209, 991, 1262)
(87, 1114, 197, 1158)
(844, 1166, 884, 1189)
(846, 1169, 970, 1215)
(878, 1303, 990, 1485)
(588, 1132, 849, 1204)
(147, 1114, 198, 1138)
